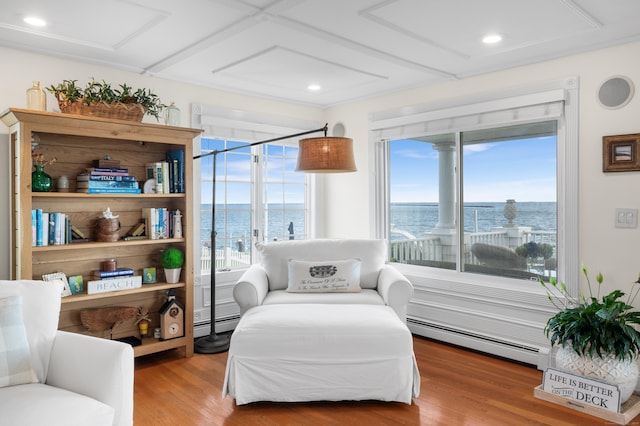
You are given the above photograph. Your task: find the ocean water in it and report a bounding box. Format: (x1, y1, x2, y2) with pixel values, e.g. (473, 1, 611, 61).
(200, 203, 305, 249)
(390, 201, 556, 239)
(199, 201, 556, 248)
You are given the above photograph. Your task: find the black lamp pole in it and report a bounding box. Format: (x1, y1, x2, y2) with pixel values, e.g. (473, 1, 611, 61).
(193, 124, 328, 353)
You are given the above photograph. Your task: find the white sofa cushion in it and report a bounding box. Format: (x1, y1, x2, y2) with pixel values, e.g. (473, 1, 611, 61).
(0, 382, 114, 426)
(256, 239, 386, 291)
(287, 258, 361, 293)
(0, 280, 63, 383)
(0, 295, 37, 387)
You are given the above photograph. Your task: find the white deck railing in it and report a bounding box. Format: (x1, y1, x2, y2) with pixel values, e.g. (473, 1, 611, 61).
(199, 229, 556, 272)
(200, 246, 251, 271)
(389, 229, 556, 265)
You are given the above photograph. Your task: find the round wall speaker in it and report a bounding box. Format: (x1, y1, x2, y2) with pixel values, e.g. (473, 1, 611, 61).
(597, 75, 634, 109)
(332, 122, 346, 137)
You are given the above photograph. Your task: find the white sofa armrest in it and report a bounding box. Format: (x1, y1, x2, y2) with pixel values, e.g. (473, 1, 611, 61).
(46, 331, 134, 426)
(233, 264, 269, 316)
(377, 264, 414, 322)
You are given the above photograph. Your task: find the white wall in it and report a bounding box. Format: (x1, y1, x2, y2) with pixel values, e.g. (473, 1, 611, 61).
(326, 41, 640, 300)
(3, 42, 640, 302)
(0, 46, 323, 280)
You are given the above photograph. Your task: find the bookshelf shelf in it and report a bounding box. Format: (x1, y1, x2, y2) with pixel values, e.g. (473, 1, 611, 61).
(1, 108, 201, 358)
(61, 282, 185, 304)
(31, 238, 186, 251)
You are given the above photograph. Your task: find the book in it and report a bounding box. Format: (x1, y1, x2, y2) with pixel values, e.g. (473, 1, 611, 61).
(85, 167, 129, 174)
(162, 161, 170, 194)
(141, 207, 157, 239)
(35, 209, 43, 246)
(76, 188, 142, 194)
(77, 174, 137, 182)
(76, 180, 139, 189)
(92, 268, 135, 279)
(87, 275, 142, 294)
(42, 212, 51, 246)
(166, 150, 185, 193)
(145, 162, 164, 194)
(31, 210, 37, 246)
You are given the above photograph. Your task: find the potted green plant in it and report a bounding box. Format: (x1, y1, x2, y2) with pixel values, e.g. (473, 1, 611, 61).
(160, 247, 185, 284)
(47, 79, 166, 121)
(539, 264, 640, 402)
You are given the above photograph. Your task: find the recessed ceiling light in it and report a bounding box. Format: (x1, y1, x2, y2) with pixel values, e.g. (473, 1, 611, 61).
(24, 16, 47, 27)
(307, 84, 321, 92)
(482, 34, 502, 44)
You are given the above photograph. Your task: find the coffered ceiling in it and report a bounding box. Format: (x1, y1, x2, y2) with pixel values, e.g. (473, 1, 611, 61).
(2, 0, 640, 107)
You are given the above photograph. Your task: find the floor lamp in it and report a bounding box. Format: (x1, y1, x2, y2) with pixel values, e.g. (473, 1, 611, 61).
(193, 123, 356, 354)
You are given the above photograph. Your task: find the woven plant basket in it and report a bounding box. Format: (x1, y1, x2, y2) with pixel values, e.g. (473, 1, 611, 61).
(56, 94, 145, 122)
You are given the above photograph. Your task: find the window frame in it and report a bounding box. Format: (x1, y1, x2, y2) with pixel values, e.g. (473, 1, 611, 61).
(371, 77, 579, 296)
(191, 104, 323, 276)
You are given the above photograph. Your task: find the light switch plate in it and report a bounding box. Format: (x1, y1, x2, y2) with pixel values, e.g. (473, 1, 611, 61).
(615, 208, 638, 228)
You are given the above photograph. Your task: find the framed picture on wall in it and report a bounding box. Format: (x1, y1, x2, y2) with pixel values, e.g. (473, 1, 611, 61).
(603, 133, 640, 172)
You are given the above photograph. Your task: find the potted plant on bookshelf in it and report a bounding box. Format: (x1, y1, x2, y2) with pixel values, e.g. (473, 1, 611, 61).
(47, 79, 166, 121)
(136, 306, 151, 337)
(539, 265, 640, 402)
(161, 247, 184, 284)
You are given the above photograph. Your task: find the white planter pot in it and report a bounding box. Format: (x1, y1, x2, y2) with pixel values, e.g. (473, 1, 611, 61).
(555, 345, 639, 403)
(164, 268, 181, 284)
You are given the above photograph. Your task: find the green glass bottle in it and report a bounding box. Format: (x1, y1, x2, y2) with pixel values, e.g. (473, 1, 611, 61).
(32, 165, 53, 192)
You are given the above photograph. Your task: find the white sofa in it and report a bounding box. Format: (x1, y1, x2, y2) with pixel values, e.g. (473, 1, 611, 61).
(0, 280, 134, 426)
(233, 239, 414, 321)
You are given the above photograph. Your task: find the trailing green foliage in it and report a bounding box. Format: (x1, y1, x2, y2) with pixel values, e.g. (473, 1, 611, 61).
(47, 79, 166, 120)
(540, 264, 640, 361)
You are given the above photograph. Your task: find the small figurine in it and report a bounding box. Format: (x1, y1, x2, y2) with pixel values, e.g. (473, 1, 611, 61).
(173, 209, 183, 238)
(102, 207, 119, 219)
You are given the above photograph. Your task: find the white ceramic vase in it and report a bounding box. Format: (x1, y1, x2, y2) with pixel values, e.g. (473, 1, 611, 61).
(164, 268, 181, 284)
(555, 345, 639, 403)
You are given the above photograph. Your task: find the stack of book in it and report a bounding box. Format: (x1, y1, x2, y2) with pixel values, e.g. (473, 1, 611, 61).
(142, 207, 181, 239)
(91, 268, 135, 280)
(76, 167, 141, 194)
(32, 210, 72, 246)
(144, 149, 185, 194)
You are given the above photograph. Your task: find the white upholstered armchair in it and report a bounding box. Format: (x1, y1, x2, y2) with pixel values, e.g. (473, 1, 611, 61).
(0, 280, 134, 426)
(233, 239, 414, 322)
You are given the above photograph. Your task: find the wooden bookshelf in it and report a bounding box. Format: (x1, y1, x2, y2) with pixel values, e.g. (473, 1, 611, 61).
(1, 108, 201, 357)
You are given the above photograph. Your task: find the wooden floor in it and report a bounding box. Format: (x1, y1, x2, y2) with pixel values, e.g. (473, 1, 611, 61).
(134, 335, 639, 425)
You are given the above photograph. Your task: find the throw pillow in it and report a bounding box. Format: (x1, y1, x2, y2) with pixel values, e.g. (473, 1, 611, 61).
(287, 258, 362, 293)
(0, 295, 37, 387)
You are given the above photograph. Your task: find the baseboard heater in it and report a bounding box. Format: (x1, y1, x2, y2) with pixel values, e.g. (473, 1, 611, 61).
(194, 314, 240, 337)
(407, 317, 542, 366)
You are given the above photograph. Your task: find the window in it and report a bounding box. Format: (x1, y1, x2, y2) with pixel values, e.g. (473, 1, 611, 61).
(198, 138, 308, 271)
(388, 122, 557, 281)
(192, 104, 319, 274)
(372, 80, 579, 290)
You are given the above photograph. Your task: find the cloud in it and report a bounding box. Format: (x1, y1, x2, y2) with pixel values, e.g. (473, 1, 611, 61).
(396, 148, 435, 159)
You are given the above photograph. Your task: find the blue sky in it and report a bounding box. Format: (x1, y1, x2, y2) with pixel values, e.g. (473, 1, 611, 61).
(390, 136, 557, 203)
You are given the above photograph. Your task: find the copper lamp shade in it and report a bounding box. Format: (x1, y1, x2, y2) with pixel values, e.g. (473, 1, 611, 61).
(295, 136, 357, 173)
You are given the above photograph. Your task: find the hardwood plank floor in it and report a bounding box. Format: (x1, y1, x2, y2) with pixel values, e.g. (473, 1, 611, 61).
(134, 335, 639, 425)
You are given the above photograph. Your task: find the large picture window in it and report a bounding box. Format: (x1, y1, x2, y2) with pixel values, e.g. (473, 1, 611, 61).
(372, 81, 579, 291)
(388, 122, 557, 281)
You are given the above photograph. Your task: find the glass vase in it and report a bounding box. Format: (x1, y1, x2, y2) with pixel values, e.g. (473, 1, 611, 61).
(26, 81, 47, 111)
(32, 165, 53, 192)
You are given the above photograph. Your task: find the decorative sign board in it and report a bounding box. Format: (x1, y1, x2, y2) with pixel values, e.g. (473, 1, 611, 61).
(542, 368, 621, 413)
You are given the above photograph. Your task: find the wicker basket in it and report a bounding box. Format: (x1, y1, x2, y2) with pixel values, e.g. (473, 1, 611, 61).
(55, 94, 145, 122)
